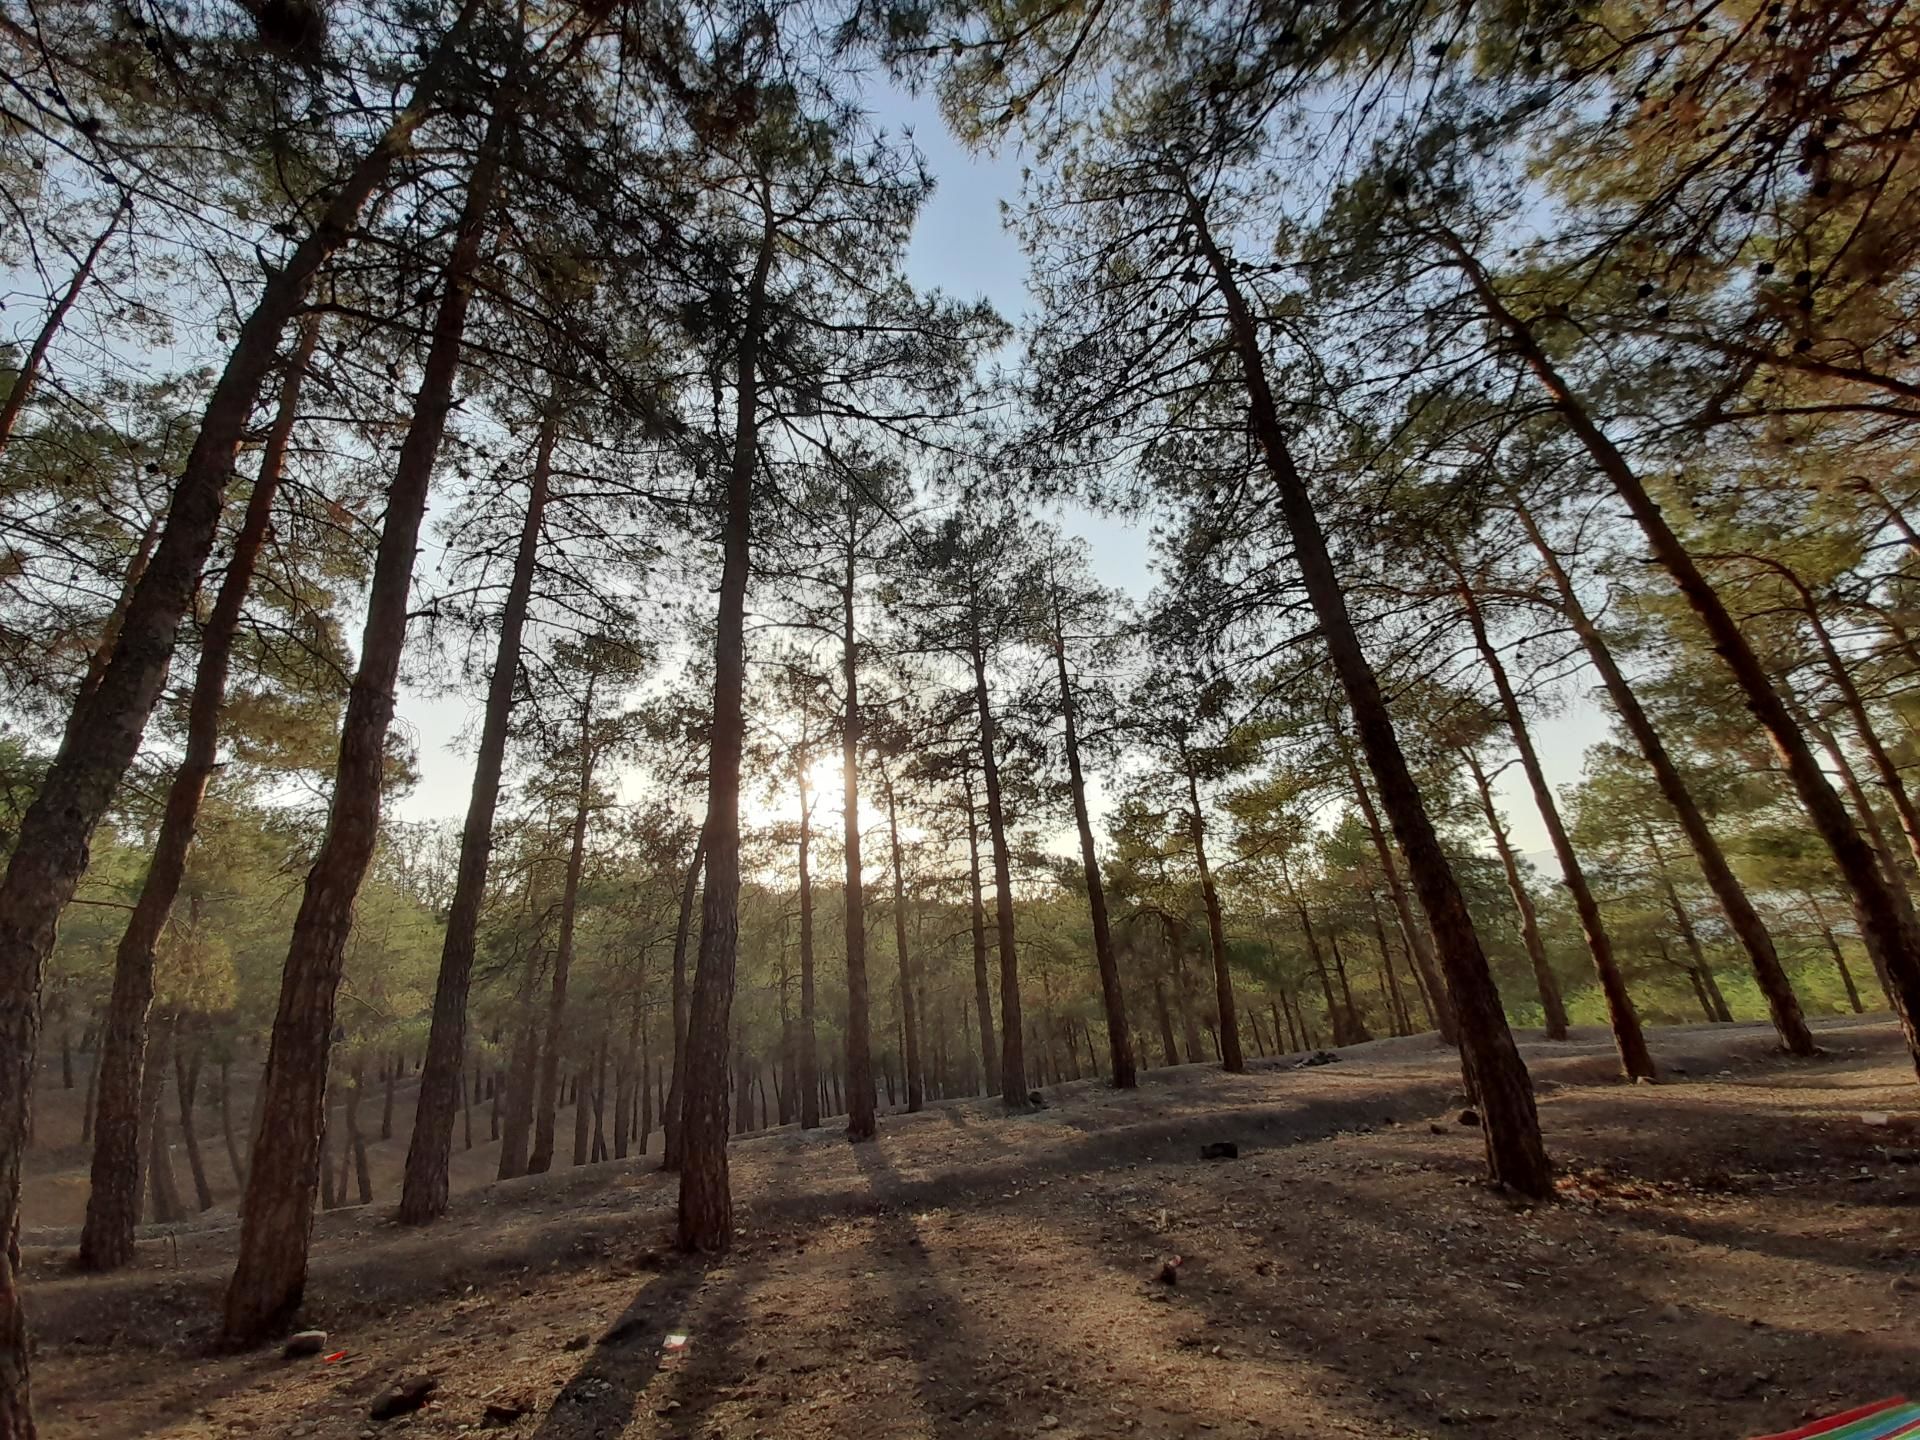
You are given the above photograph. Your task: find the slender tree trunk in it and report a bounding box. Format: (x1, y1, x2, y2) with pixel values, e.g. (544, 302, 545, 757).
(460, 1064, 472, 1152)
(403, 407, 560, 1221)
(614, 1001, 638, 1161)
(530, 674, 598, 1176)
(574, 1058, 594, 1166)
(1516, 502, 1814, 1053)
(79, 320, 321, 1271)
(343, 1064, 371, 1207)
(1051, 606, 1135, 1087)
(379, 1059, 394, 1143)
(1151, 973, 1178, 1067)
(1458, 578, 1655, 1080)
(1448, 229, 1920, 1080)
(1367, 894, 1412, 1037)
(1462, 748, 1568, 1039)
(1188, 193, 1548, 1195)
(0, 22, 486, 1409)
(219, 1059, 245, 1192)
(676, 205, 773, 1254)
(661, 822, 706, 1171)
(143, 1014, 182, 1225)
(1811, 900, 1866, 1012)
(796, 756, 820, 1130)
(0, 201, 125, 460)
(1339, 746, 1458, 1043)
(964, 779, 999, 1095)
(1181, 756, 1243, 1072)
(222, 87, 510, 1343)
(841, 503, 878, 1142)
(173, 1039, 213, 1212)
(883, 778, 923, 1112)
(972, 632, 1029, 1109)
(497, 945, 542, 1179)
(1800, 708, 1906, 1004)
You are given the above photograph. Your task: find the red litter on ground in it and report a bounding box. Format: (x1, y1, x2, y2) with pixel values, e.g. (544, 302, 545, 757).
(321, 1351, 347, 1364)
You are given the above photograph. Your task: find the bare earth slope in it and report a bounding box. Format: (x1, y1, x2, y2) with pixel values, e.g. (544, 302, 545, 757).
(21, 1015, 1920, 1439)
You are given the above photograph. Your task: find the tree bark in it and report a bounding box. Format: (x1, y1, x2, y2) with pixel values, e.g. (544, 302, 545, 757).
(840, 500, 878, 1142)
(1516, 501, 1814, 1054)
(1458, 577, 1655, 1081)
(1462, 747, 1568, 1039)
(661, 822, 705, 1170)
(1339, 745, 1458, 1043)
(0, 22, 483, 1408)
(675, 202, 773, 1254)
(219, 1059, 245, 1191)
(142, 1013, 182, 1225)
(174, 1038, 214, 1212)
(1050, 596, 1135, 1087)
(964, 776, 999, 1094)
(0, 201, 125, 460)
(972, 628, 1029, 1108)
(1447, 228, 1920, 1080)
(221, 83, 509, 1345)
(530, 670, 598, 1176)
(883, 777, 923, 1112)
(796, 753, 820, 1129)
(1811, 899, 1866, 1012)
(1179, 753, 1243, 1071)
(1189, 191, 1549, 1196)
(78, 318, 320, 1271)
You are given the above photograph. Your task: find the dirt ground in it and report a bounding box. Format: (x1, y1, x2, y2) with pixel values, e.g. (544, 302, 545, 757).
(18, 1014, 1920, 1439)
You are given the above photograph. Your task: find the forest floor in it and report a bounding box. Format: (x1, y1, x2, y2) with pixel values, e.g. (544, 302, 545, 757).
(17, 1013, 1920, 1440)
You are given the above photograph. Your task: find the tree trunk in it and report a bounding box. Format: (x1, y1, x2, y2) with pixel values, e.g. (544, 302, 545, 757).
(497, 948, 541, 1179)
(143, 1014, 183, 1225)
(1182, 755, 1243, 1072)
(0, 201, 125, 461)
(530, 671, 599, 1177)
(661, 822, 706, 1171)
(971, 632, 1029, 1109)
(796, 754, 820, 1130)
(0, 24, 485, 1407)
(174, 1039, 214, 1212)
(964, 778, 999, 1095)
(883, 778, 923, 1112)
(78, 319, 320, 1270)
(1366, 893, 1412, 1037)
(1339, 746, 1458, 1043)
(402, 390, 553, 1220)
(1812, 900, 1866, 1013)
(1189, 192, 1549, 1196)
(221, 80, 511, 1344)
(1448, 228, 1920, 1081)
(219, 1059, 245, 1192)
(1051, 603, 1135, 1087)
(1462, 747, 1568, 1039)
(1458, 577, 1655, 1081)
(1516, 500, 1814, 1054)
(675, 205, 773, 1254)
(840, 500, 879, 1142)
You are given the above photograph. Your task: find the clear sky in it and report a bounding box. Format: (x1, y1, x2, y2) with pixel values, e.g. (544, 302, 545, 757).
(390, 73, 1610, 864)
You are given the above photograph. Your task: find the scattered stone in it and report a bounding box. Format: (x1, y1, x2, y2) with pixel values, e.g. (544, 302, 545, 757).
(282, 1330, 328, 1359)
(1199, 1142, 1239, 1161)
(1891, 1275, 1919, 1295)
(1040, 1416, 1060, 1431)
(1155, 1255, 1183, 1285)
(1862, 1112, 1893, 1127)
(563, 1333, 589, 1352)
(1293, 1051, 1340, 1069)
(482, 1398, 530, 1427)
(369, 1374, 437, 1422)
(1458, 1110, 1481, 1128)
(1028, 1090, 1047, 1107)
(1428, 1124, 1447, 1136)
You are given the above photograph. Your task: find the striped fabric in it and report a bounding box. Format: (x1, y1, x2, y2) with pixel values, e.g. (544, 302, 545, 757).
(1751, 1398, 1920, 1440)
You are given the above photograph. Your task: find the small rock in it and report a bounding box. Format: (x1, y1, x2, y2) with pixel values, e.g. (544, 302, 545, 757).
(1891, 1275, 1919, 1295)
(1028, 1090, 1047, 1107)
(1040, 1417, 1060, 1431)
(283, 1330, 328, 1359)
(370, 1374, 437, 1421)
(482, 1399, 529, 1427)
(1155, 1255, 1183, 1285)
(1199, 1142, 1239, 1161)
(1457, 1109, 1481, 1128)
(563, 1334, 589, 1352)
(1428, 1124, 1447, 1136)
(1862, 1112, 1893, 1127)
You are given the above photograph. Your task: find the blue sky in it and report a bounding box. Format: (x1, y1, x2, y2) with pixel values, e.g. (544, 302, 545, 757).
(393, 73, 1608, 863)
